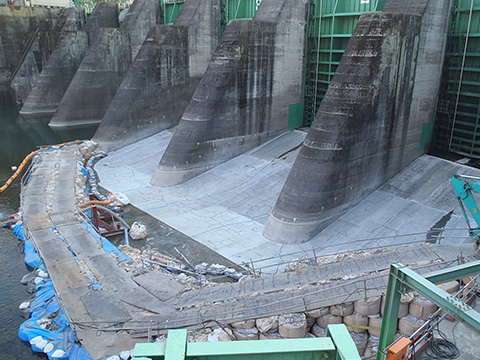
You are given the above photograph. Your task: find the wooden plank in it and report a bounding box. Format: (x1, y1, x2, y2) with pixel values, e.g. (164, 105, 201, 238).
(80, 290, 132, 325)
(132, 272, 183, 301)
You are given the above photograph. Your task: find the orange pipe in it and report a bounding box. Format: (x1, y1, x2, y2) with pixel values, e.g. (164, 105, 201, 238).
(78, 200, 112, 208)
(0, 140, 80, 195)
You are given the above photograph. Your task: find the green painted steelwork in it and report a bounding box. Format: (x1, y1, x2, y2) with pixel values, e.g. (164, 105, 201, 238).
(132, 324, 360, 360)
(288, 103, 305, 130)
(376, 260, 480, 360)
(434, 0, 480, 158)
(74, 0, 131, 16)
(219, 0, 261, 39)
(303, 0, 386, 127)
(161, 0, 185, 25)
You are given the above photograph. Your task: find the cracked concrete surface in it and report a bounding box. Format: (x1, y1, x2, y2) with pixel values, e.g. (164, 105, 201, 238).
(96, 129, 480, 273)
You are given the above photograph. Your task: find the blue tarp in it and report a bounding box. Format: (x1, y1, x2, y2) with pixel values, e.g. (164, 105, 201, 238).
(13, 224, 93, 360)
(81, 221, 131, 263)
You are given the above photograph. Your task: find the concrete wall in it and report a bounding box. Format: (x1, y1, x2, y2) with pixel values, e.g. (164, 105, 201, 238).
(93, 25, 192, 152)
(150, 0, 307, 186)
(84, 2, 119, 41)
(93, 0, 221, 152)
(19, 31, 89, 115)
(0, 5, 61, 98)
(11, 7, 86, 107)
(263, 0, 451, 244)
(49, 28, 131, 128)
(121, 0, 160, 59)
(175, 0, 221, 78)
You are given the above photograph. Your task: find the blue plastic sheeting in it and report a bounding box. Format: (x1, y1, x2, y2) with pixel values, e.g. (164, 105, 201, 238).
(81, 167, 90, 194)
(14, 224, 45, 270)
(81, 221, 131, 263)
(12, 224, 93, 360)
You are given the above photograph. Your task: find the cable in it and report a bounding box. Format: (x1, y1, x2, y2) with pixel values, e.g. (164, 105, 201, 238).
(425, 323, 460, 359)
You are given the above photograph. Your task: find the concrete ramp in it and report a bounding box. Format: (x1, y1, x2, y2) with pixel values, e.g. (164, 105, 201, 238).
(263, 0, 451, 243)
(19, 31, 89, 115)
(18, 3, 117, 115)
(93, 0, 221, 152)
(150, 0, 307, 186)
(49, 28, 132, 128)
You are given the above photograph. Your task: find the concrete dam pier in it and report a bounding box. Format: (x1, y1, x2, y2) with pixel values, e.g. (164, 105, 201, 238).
(1, 0, 452, 244)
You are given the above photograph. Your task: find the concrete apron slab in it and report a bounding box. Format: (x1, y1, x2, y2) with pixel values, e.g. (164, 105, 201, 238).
(97, 130, 480, 272)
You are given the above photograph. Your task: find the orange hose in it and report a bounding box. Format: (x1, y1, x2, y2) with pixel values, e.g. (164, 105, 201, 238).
(78, 200, 112, 208)
(0, 140, 81, 195)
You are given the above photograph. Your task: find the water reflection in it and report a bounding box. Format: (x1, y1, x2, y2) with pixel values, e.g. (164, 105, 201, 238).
(0, 105, 96, 359)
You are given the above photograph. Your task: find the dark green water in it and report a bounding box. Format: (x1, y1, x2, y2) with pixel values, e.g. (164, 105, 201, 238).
(0, 105, 96, 360)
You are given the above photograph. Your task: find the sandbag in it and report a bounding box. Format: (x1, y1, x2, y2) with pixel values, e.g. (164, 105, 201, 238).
(438, 281, 460, 294)
(398, 315, 425, 336)
(231, 319, 256, 329)
(311, 324, 327, 337)
(129, 222, 147, 240)
(368, 315, 382, 337)
(208, 328, 234, 342)
(306, 307, 329, 319)
(409, 296, 438, 321)
(259, 332, 281, 340)
(381, 293, 413, 318)
(256, 316, 279, 333)
(330, 302, 353, 316)
(350, 332, 368, 356)
(316, 312, 342, 328)
(233, 327, 259, 340)
(108, 192, 130, 206)
(344, 313, 368, 333)
(278, 313, 308, 339)
(354, 296, 381, 316)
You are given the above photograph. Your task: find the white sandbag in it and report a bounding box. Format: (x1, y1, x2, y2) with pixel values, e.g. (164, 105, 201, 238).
(305, 333, 315, 338)
(129, 222, 147, 240)
(381, 293, 413, 318)
(51, 349, 66, 358)
(330, 302, 354, 316)
(438, 281, 460, 294)
(233, 327, 259, 340)
(350, 332, 368, 356)
(43, 342, 54, 353)
(231, 319, 256, 329)
(208, 328, 233, 342)
(316, 312, 342, 328)
(120, 350, 133, 359)
(256, 316, 279, 333)
(19, 301, 30, 310)
(259, 332, 281, 340)
(306, 307, 329, 319)
(354, 296, 381, 316)
(108, 192, 130, 206)
(311, 324, 327, 337)
(398, 315, 425, 336)
(344, 313, 368, 333)
(278, 313, 308, 339)
(368, 315, 382, 337)
(409, 296, 438, 321)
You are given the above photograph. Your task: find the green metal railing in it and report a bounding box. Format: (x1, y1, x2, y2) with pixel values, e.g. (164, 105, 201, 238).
(132, 324, 361, 360)
(433, 0, 480, 158)
(302, 0, 386, 126)
(377, 260, 480, 360)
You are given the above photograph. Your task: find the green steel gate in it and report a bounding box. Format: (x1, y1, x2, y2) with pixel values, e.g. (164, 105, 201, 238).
(433, 0, 480, 158)
(161, 0, 261, 36)
(303, 0, 386, 127)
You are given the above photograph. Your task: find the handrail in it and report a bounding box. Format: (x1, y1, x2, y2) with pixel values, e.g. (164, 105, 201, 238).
(9, 28, 40, 86)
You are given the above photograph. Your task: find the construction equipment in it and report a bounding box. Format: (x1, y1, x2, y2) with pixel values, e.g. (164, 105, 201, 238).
(450, 173, 480, 250)
(377, 260, 480, 360)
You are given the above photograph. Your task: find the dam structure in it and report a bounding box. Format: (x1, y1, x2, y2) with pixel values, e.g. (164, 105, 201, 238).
(4, 0, 480, 358)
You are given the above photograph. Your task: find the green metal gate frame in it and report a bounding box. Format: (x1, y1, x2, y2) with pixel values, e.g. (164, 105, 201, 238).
(377, 260, 480, 360)
(302, 0, 386, 127)
(433, 0, 480, 158)
(132, 324, 361, 360)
